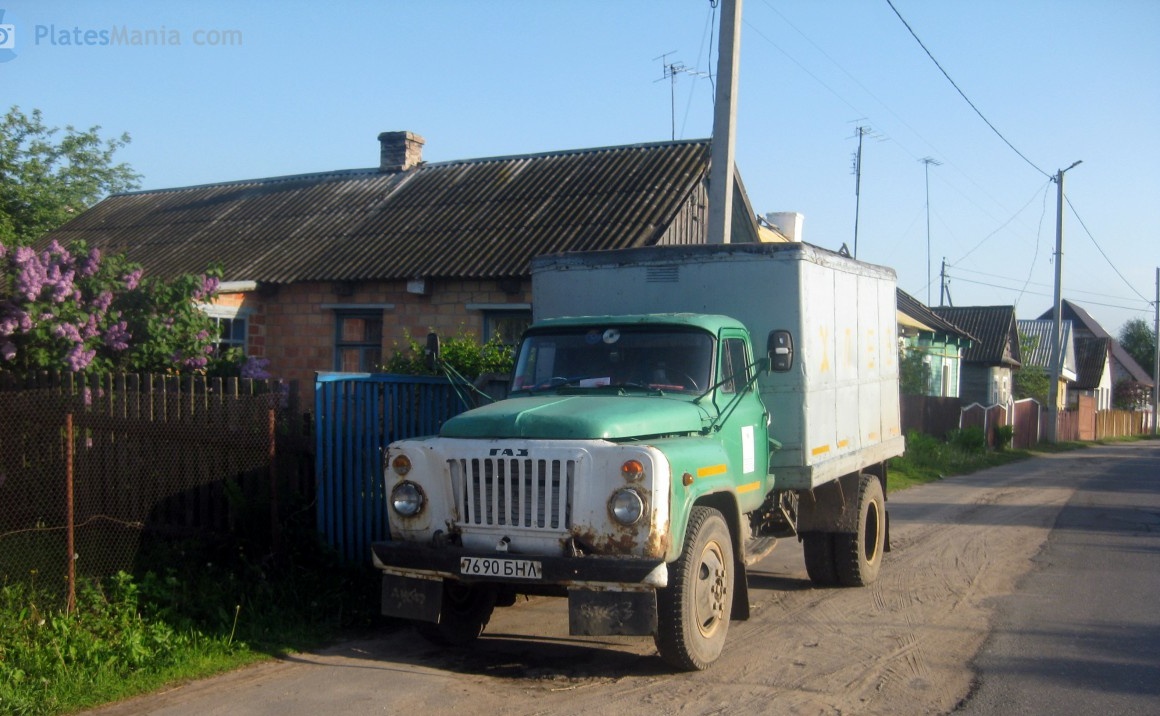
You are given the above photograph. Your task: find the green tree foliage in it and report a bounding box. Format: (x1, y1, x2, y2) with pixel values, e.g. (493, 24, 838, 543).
(384, 328, 514, 380)
(898, 345, 929, 396)
(1, 106, 141, 247)
(1, 239, 226, 377)
(1013, 331, 1050, 405)
(1113, 378, 1151, 410)
(1118, 317, 1155, 380)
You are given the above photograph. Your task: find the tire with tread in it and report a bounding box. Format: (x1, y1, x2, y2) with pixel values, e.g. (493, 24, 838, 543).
(801, 531, 839, 587)
(655, 506, 734, 671)
(834, 474, 886, 587)
(416, 581, 496, 646)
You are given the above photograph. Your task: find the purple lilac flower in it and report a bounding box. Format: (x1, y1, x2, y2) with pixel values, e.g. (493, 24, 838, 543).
(78, 247, 102, 278)
(48, 268, 76, 304)
(104, 321, 130, 351)
(14, 247, 47, 301)
(192, 275, 220, 302)
(64, 343, 96, 372)
(1, 341, 15, 362)
(182, 355, 209, 371)
(93, 291, 114, 313)
(53, 323, 83, 342)
(241, 357, 271, 380)
(123, 268, 143, 291)
(82, 314, 101, 340)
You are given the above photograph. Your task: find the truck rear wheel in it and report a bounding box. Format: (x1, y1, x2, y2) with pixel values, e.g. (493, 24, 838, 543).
(655, 506, 734, 671)
(416, 581, 497, 646)
(801, 532, 839, 586)
(835, 474, 885, 587)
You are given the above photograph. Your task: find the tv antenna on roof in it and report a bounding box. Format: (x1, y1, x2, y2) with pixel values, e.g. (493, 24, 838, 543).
(654, 52, 710, 141)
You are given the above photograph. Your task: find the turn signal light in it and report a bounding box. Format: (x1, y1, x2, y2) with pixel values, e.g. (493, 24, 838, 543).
(621, 459, 645, 482)
(391, 454, 412, 476)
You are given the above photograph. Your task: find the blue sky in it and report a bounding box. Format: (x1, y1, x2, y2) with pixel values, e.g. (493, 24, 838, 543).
(3, 0, 1157, 336)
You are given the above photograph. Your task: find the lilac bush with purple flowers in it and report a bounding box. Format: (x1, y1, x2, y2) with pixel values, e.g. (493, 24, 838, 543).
(0, 239, 227, 376)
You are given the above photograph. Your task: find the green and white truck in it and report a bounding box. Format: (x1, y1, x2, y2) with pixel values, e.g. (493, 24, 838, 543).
(371, 241, 904, 670)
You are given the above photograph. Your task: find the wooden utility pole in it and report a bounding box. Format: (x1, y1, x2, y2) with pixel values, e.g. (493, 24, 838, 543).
(707, 0, 742, 245)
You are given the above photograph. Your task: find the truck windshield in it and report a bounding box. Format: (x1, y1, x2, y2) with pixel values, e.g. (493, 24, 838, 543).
(510, 326, 714, 395)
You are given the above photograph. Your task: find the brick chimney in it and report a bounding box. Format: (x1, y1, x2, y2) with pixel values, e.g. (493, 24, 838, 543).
(378, 131, 425, 172)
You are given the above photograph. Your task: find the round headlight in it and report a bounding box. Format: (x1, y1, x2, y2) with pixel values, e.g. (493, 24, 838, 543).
(391, 481, 425, 517)
(609, 488, 645, 525)
(391, 454, 412, 476)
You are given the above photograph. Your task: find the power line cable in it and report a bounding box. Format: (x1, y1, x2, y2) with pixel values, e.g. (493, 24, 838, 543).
(951, 266, 1150, 305)
(1014, 182, 1052, 308)
(948, 276, 1151, 313)
(951, 180, 1052, 265)
(747, 2, 1053, 250)
(884, 0, 1051, 179)
(1064, 194, 1152, 304)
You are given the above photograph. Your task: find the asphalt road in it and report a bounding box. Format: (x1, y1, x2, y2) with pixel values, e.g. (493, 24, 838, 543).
(955, 440, 1160, 715)
(85, 440, 1160, 715)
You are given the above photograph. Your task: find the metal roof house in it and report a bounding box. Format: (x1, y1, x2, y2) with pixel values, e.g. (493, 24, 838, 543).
(43, 132, 778, 398)
(931, 305, 1021, 406)
(1016, 318, 1077, 410)
(1036, 300, 1153, 399)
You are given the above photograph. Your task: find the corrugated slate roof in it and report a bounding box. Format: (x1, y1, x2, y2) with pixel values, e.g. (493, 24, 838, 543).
(896, 290, 976, 342)
(1074, 336, 1111, 389)
(45, 140, 712, 283)
(931, 305, 1021, 367)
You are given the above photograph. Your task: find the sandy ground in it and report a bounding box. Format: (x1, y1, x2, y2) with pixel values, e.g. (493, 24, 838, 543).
(87, 447, 1126, 716)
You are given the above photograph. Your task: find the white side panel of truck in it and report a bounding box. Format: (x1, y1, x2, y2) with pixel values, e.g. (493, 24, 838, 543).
(531, 242, 904, 489)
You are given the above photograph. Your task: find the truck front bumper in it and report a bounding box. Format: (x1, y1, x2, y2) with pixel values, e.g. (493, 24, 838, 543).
(370, 540, 667, 636)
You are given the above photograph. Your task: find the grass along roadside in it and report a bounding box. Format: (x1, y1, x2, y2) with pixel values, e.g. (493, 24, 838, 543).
(0, 533, 385, 716)
(887, 428, 1157, 493)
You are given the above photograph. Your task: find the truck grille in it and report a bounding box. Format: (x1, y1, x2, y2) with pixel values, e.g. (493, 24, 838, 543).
(448, 457, 574, 530)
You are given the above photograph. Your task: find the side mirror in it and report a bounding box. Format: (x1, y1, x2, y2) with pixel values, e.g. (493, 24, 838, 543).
(425, 332, 441, 372)
(767, 330, 794, 373)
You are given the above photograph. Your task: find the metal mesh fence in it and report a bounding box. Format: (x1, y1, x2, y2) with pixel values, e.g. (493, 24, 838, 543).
(0, 372, 312, 607)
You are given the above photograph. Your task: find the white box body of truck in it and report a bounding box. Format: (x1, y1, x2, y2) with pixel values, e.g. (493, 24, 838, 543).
(531, 241, 904, 489)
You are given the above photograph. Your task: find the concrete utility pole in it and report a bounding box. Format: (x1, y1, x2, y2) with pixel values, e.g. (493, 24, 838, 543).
(707, 0, 742, 245)
(921, 157, 942, 305)
(1153, 267, 1159, 435)
(1048, 160, 1081, 442)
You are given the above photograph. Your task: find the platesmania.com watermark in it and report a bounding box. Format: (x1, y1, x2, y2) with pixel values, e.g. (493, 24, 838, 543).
(0, 8, 242, 63)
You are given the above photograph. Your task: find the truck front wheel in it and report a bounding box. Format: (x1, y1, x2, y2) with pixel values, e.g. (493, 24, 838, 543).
(416, 581, 497, 646)
(834, 474, 885, 587)
(655, 506, 734, 671)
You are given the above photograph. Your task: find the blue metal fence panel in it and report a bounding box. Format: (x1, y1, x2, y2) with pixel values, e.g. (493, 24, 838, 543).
(314, 373, 470, 564)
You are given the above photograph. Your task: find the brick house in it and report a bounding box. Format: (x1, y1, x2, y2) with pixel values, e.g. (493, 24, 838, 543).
(45, 133, 780, 402)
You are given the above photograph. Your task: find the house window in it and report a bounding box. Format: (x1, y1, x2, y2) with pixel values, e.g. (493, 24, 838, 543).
(484, 310, 532, 346)
(212, 316, 247, 356)
(335, 312, 383, 372)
